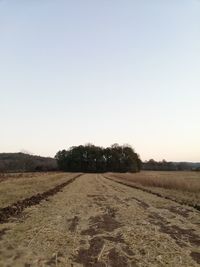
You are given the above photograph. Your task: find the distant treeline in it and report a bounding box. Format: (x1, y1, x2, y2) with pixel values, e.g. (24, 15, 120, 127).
(142, 159, 200, 171)
(55, 144, 141, 173)
(0, 151, 199, 173)
(0, 153, 58, 172)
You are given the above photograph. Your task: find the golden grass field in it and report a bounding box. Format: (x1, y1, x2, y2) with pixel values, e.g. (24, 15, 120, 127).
(114, 171, 200, 192)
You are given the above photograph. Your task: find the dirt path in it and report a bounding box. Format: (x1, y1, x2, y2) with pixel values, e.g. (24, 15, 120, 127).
(0, 174, 199, 266)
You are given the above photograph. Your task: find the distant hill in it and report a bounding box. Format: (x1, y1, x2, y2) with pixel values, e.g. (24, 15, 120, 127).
(142, 160, 200, 171)
(0, 153, 58, 172)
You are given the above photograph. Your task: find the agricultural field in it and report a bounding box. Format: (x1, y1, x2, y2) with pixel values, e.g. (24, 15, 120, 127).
(107, 171, 200, 209)
(0, 172, 199, 266)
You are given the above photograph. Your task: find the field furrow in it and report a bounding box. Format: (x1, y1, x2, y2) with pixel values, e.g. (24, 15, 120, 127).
(0, 173, 82, 223)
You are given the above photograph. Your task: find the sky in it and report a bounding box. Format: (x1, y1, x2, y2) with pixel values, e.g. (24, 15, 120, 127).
(0, 0, 200, 162)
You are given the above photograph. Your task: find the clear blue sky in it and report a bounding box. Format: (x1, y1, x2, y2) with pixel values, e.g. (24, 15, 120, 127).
(0, 0, 200, 161)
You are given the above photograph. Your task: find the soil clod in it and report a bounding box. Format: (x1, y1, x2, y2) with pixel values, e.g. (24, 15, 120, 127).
(74, 237, 106, 267)
(190, 251, 200, 264)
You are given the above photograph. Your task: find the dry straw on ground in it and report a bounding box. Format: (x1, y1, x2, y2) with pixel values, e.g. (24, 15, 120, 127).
(112, 171, 200, 192)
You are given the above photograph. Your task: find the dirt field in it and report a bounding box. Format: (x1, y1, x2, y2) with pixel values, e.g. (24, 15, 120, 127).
(0, 172, 200, 266)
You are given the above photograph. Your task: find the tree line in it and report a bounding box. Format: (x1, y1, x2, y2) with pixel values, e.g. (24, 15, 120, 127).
(2, 150, 198, 174)
(55, 144, 141, 173)
(142, 159, 200, 171)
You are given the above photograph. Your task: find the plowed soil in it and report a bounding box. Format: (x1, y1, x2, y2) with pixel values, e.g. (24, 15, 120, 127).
(0, 173, 200, 266)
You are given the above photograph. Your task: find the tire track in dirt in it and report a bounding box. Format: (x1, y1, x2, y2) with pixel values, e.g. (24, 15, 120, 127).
(0, 173, 82, 224)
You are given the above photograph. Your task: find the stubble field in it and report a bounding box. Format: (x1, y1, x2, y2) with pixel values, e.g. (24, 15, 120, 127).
(0, 171, 199, 266)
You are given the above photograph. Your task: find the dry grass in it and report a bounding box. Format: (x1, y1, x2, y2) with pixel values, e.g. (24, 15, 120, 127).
(111, 171, 200, 193)
(108, 171, 200, 207)
(0, 172, 73, 208)
(0, 174, 199, 267)
(0, 172, 60, 181)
